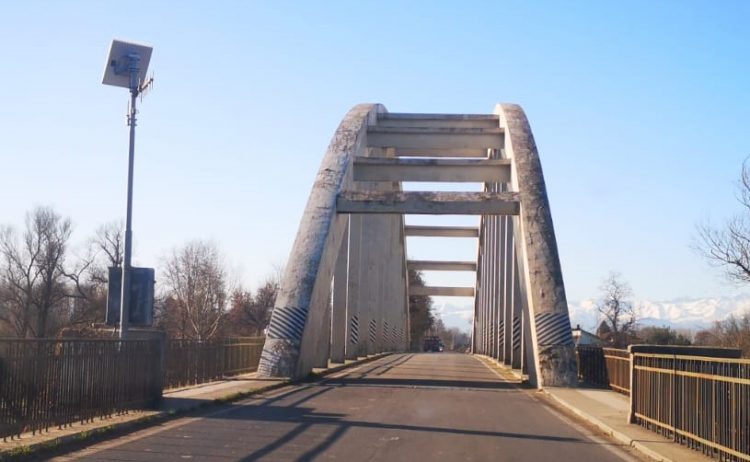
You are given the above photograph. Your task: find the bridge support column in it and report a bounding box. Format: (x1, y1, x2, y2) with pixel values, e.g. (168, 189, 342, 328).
(498, 103, 577, 388)
(492, 215, 502, 362)
(345, 215, 363, 360)
(510, 230, 522, 370)
(330, 224, 348, 364)
(502, 215, 512, 366)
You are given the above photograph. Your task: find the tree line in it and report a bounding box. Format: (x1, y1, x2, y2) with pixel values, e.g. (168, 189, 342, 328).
(0, 206, 278, 340)
(594, 271, 750, 356)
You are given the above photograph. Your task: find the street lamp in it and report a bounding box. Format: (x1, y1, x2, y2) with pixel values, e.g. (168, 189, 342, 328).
(102, 39, 153, 339)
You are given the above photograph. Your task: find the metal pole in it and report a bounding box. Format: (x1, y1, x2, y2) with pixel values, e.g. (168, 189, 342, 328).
(119, 56, 140, 340)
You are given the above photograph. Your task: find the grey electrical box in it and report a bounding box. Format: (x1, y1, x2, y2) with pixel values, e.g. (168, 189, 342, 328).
(106, 267, 155, 326)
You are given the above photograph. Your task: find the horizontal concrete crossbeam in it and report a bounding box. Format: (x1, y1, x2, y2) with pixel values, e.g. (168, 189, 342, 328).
(376, 113, 499, 129)
(336, 191, 520, 215)
(407, 260, 477, 271)
(353, 158, 511, 183)
(367, 126, 505, 150)
(410, 285, 475, 297)
(394, 147, 489, 158)
(404, 225, 479, 238)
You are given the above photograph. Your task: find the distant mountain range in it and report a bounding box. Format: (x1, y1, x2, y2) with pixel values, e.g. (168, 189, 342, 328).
(569, 294, 750, 332)
(437, 294, 750, 333)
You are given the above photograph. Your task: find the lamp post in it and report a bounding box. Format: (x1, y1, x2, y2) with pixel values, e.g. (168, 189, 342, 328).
(102, 40, 153, 340)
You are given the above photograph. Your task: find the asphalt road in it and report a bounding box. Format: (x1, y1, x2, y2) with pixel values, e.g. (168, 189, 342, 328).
(48, 353, 640, 461)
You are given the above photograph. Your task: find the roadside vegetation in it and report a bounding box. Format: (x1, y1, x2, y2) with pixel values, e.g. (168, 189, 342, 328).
(0, 205, 278, 340)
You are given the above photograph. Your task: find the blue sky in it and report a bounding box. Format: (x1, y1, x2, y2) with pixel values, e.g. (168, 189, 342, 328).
(1, 1, 749, 328)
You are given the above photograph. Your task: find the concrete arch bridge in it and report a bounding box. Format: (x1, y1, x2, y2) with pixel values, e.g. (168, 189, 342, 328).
(258, 103, 577, 388)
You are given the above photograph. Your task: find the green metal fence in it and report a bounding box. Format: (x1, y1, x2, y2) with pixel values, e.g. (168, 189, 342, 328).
(0, 339, 162, 441)
(632, 353, 750, 461)
(602, 347, 630, 394)
(164, 337, 265, 389)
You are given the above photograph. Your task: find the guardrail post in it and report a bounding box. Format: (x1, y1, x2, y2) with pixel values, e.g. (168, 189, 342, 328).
(628, 346, 636, 423)
(671, 354, 677, 442)
(156, 334, 165, 406)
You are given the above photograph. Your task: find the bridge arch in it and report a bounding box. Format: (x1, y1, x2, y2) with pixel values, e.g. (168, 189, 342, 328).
(258, 103, 577, 387)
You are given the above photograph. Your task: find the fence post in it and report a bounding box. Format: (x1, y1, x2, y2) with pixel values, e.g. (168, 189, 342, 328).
(672, 354, 677, 442)
(628, 346, 636, 423)
(156, 334, 165, 406)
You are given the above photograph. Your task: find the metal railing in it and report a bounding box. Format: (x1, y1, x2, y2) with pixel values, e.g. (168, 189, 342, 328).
(575, 345, 608, 386)
(0, 339, 162, 441)
(603, 347, 630, 394)
(631, 353, 750, 461)
(164, 337, 264, 389)
(575, 345, 630, 393)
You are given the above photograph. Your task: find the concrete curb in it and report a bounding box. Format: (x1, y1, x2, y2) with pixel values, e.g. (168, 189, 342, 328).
(0, 353, 392, 461)
(542, 389, 675, 462)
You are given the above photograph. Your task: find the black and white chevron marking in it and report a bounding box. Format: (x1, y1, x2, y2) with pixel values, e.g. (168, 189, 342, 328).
(497, 320, 504, 343)
(512, 316, 521, 350)
(266, 305, 307, 342)
(369, 319, 377, 343)
(534, 312, 574, 346)
(349, 315, 359, 345)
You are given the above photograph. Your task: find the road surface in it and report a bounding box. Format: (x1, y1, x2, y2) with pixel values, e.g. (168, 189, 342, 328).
(48, 353, 639, 461)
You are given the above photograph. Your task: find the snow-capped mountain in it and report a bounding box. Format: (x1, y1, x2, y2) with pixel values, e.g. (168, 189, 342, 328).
(431, 294, 750, 334)
(569, 294, 750, 332)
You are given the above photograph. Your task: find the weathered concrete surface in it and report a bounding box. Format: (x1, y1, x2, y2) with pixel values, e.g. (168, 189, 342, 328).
(353, 157, 511, 182)
(368, 126, 505, 150)
(496, 104, 577, 387)
(407, 260, 477, 271)
(404, 225, 479, 237)
(258, 104, 379, 379)
(51, 355, 639, 462)
(409, 285, 475, 297)
(337, 191, 520, 215)
(330, 228, 348, 364)
(377, 112, 500, 129)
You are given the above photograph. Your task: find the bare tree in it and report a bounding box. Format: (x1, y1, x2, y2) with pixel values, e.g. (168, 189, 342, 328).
(162, 240, 228, 340)
(226, 277, 278, 337)
(596, 272, 636, 348)
(61, 222, 124, 331)
(696, 160, 750, 283)
(408, 269, 434, 350)
(695, 312, 750, 357)
(0, 207, 72, 338)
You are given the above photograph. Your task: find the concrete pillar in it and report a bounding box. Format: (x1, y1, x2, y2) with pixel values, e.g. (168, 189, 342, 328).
(481, 224, 489, 355)
(497, 103, 577, 387)
(487, 214, 495, 357)
(330, 222, 348, 363)
(361, 215, 378, 356)
(474, 222, 485, 355)
(312, 293, 332, 369)
(258, 103, 379, 380)
(345, 215, 363, 360)
(502, 215, 512, 365)
(510, 229, 522, 370)
(492, 214, 500, 360)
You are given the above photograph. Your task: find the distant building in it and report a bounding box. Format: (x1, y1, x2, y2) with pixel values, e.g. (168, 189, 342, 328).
(572, 324, 605, 346)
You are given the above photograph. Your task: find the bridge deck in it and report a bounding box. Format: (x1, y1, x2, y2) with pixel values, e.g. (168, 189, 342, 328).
(53, 354, 637, 461)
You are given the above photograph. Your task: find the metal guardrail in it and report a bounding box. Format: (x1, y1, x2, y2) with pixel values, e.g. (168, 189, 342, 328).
(164, 337, 265, 389)
(575, 345, 630, 393)
(575, 345, 608, 386)
(631, 353, 750, 461)
(0, 339, 162, 441)
(602, 347, 630, 394)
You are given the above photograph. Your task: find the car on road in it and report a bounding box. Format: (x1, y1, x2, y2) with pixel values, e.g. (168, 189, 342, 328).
(423, 336, 444, 352)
